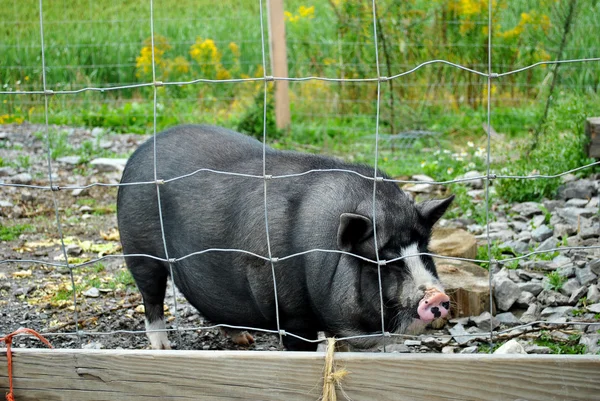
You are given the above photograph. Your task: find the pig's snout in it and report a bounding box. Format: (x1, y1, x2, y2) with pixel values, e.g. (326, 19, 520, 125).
(417, 289, 450, 322)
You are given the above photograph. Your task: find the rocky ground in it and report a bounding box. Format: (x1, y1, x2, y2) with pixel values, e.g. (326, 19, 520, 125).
(1, 123, 599, 354)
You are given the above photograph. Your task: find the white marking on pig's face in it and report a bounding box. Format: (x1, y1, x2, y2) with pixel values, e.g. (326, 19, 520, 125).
(145, 318, 171, 350)
(400, 243, 443, 303)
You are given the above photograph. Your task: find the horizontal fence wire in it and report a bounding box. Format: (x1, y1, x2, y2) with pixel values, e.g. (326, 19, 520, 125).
(2, 56, 600, 95)
(0, 0, 599, 352)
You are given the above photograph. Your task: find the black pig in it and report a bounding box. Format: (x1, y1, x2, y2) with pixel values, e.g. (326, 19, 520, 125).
(117, 125, 453, 351)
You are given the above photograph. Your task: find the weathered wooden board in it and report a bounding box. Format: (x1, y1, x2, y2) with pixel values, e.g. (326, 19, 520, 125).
(586, 117, 600, 159)
(1, 349, 600, 401)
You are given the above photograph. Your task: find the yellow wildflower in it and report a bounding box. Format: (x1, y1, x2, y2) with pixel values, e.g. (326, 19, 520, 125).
(216, 67, 231, 80)
(172, 56, 190, 75)
(298, 5, 315, 19)
(229, 42, 240, 58)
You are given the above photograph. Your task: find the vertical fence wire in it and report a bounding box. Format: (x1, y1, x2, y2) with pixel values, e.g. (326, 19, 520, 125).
(485, 0, 495, 348)
(369, 0, 387, 348)
(259, 0, 284, 347)
(149, 0, 181, 340)
(38, 0, 81, 347)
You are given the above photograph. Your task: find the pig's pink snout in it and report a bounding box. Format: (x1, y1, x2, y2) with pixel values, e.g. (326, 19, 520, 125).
(417, 290, 450, 322)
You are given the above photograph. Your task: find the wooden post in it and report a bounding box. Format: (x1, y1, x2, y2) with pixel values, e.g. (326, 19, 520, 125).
(586, 117, 600, 159)
(267, 0, 291, 131)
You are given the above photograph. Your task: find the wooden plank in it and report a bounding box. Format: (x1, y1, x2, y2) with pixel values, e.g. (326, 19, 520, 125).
(1, 349, 600, 401)
(267, 0, 291, 130)
(586, 117, 600, 159)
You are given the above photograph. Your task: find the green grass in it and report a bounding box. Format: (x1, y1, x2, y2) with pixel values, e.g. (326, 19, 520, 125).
(0, 224, 34, 241)
(546, 271, 567, 291)
(535, 331, 587, 355)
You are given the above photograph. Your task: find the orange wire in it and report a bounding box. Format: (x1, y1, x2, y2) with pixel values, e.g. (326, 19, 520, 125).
(1, 328, 53, 401)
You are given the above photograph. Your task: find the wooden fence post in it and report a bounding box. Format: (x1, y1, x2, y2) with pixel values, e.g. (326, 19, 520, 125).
(586, 117, 600, 159)
(267, 0, 291, 131)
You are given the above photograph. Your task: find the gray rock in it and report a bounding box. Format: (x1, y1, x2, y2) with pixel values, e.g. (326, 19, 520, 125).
(517, 282, 543, 296)
(532, 215, 546, 228)
(441, 346, 457, 354)
(542, 199, 565, 212)
(511, 202, 543, 217)
(557, 263, 576, 278)
(515, 291, 536, 308)
(500, 240, 529, 255)
(520, 303, 541, 324)
(412, 174, 434, 182)
(404, 183, 435, 194)
(537, 289, 569, 306)
(510, 221, 529, 232)
(460, 346, 479, 354)
(587, 196, 599, 209)
(422, 336, 451, 348)
(580, 225, 599, 240)
(466, 327, 489, 342)
(568, 286, 588, 305)
(518, 270, 544, 280)
(540, 306, 574, 319)
(521, 260, 554, 271)
(489, 222, 511, 231)
(91, 127, 106, 137)
(449, 323, 471, 346)
(0, 200, 14, 207)
(565, 198, 590, 207)
(462, 171, 483, 189)
(476, 230, 514, 242)
(586, 303, 600, 314)
(495, 312, 520, 326)
(557, 179, 598, 200)
(554, 224, 577, 238)
(10, 173, 32, 184)
(552, 255, 572, 267)
(575, 266, 597, 286)
(559, 278, 582, 297)
(403, 340, 422, 346)
(65, 244, 82, 256)
(383, 344, 410, 353)
(587, 285, 600, 303)
(588, 259, 600, 276)
(467, 224, 484, 235)
(555, 207, 598, 225)
(536, 237, 558, 253)
(57, 156, 82, 165)
(494, 339, 526, 354)
(0, 167, 17, 177)
(579, 334, 600, 354)
(525, 344, 552, 354)
(494, 278, 522, 311)
(532, 225, 553, 242)
(89, 158, 128, 172)
(83, 287, 100, 298)
(470, 311, 500, 331)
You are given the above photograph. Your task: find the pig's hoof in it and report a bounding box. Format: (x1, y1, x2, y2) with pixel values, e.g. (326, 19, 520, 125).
(221, 328, 255, 346)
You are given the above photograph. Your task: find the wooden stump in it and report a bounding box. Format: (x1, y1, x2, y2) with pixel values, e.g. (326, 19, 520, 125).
(586, 117, 600, 159)
(436, 258, 494, 318)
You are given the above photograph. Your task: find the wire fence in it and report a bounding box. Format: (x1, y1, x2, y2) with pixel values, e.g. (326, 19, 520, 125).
(0, 0, 600, 353)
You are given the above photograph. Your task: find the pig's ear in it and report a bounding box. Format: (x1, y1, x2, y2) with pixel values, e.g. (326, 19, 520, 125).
(337, 213, 374, 253)
(416, 195, 455, 228)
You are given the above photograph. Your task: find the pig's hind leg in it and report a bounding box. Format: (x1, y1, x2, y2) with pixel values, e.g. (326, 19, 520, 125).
(127, 257, 172, 350)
